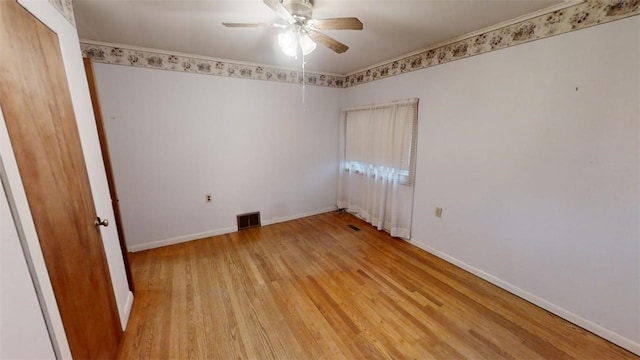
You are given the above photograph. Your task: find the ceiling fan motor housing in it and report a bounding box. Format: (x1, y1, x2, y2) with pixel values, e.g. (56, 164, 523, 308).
(283, 0, 313, 19)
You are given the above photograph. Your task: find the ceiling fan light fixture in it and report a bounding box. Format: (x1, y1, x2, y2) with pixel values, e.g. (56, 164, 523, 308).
(278, 28, 316, 57)
(299, 33, 316, 55)
(278, 29, 299, 57)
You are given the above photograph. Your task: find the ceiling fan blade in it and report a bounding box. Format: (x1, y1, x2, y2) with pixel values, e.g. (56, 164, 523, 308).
(263, 0, 295, 24)
(311, 17, 363, 30)
(308, 30, 349, 54)
(223, 22, 278, 28)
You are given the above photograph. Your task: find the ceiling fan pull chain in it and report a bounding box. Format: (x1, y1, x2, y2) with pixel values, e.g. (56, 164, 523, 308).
(301, 50, 306, 104)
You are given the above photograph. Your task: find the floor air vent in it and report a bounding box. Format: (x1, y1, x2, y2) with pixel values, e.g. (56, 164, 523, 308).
(237, 211, 261, 230)
(347, 224, 360, 231)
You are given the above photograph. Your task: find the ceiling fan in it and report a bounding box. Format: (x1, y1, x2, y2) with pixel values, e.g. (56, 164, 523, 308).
(223, 0, 363, 55)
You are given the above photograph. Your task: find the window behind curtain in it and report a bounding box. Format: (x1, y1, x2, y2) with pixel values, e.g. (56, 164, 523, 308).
(344, 99, 418, 185)
(338, 98, 418, 239)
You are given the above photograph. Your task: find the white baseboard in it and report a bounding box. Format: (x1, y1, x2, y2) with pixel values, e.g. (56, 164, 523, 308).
(128, 226, 237, 252)
(403, 239, 640, 355)
(128, 207, 337, 253)
(120, 290, 134, 330)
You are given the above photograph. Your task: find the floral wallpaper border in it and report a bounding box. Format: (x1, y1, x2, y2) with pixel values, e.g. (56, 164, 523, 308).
(80, 43, 347, 88)
(49, 0, 75, 26)
(345, 0, 639, 87)
(81, 0, 638, 88)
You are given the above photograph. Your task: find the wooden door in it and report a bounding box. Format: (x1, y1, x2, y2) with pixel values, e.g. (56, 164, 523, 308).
(83, 58, 135, 292)
(0, 2, 122, 358)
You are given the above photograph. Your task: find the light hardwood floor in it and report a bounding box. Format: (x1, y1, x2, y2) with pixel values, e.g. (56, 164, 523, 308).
(119, 211, 637, 359)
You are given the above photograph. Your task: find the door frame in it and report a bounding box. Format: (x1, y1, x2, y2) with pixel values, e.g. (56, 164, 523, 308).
(83, 58, 135, 292)
(1, 1, 132, 357)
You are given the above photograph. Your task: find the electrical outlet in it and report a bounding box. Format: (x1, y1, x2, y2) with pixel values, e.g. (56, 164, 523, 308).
(435, 207, 443, 218)
(205, 194, 212, 203)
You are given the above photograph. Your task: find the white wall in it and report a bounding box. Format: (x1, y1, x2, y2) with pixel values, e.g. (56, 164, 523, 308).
(1, 175, 55, 359)
(93, 64, 344, 251)
(0, 1, 134, 357)
(345, 17, 639, 352)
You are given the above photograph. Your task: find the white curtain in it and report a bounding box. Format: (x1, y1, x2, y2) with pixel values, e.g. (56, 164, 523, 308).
(337, 98, 418, 239)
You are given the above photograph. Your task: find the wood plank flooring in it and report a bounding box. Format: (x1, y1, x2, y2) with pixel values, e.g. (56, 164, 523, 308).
(118, 211, 637, 359)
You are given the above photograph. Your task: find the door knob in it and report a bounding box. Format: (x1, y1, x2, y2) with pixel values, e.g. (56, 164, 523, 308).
(94, 217, 109, 227)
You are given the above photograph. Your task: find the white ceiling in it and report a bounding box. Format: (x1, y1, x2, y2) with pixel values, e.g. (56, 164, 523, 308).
(73, 0, 565, 75)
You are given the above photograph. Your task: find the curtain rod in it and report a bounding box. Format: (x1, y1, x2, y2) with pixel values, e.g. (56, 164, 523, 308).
(342, 98, 418, 112)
